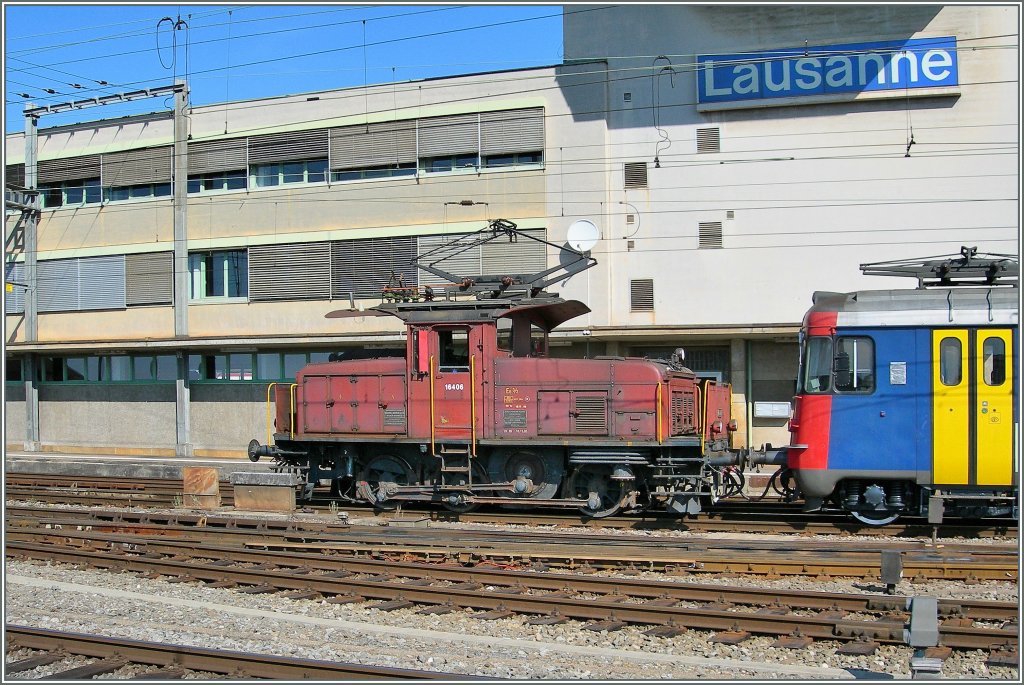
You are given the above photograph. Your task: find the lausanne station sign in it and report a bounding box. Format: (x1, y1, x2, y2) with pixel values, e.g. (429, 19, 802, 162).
(697, 37, 958, 107)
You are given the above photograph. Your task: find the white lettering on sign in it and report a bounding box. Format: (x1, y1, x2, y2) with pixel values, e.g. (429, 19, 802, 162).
(444, 383, 464, 392)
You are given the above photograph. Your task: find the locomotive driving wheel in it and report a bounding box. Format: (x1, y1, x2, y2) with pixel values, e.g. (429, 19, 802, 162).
(487, 448, 563, 501)
(564, 464, 631, 519)
(439, 460, 491, 514)
(356, 453, 413, 511)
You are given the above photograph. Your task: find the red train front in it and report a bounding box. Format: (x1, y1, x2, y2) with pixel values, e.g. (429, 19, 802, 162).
(251, 294, 739, 517)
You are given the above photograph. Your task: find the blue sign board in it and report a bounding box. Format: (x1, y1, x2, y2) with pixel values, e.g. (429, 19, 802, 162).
(697, 36, 958, 104)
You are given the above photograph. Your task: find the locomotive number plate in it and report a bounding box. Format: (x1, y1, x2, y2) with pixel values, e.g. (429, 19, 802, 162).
(444, 383, 465, 391)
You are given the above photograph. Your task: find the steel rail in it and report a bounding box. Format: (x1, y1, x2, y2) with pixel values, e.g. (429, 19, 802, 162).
(4, 625, 469, 679)
(5, 475, 1017, 538)
(6, 538, 1017, 651)
(5, 508, 1018, 581)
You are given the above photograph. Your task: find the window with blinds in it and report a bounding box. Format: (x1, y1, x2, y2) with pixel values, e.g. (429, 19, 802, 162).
(6, 163, 25, 188)
(125, 252, 173, 306)
(624, 161, 648, 188)
(248, 129, 329, 165)
(418, 229, 547, 287)
(630, 278, 655, 312)
(39, 155, 102, 184)
(101, 147, 173, 187)
(249, 242, 331, 301)
(698, 221, 724, 249)
(330, 236, 419, 300)
(329, 121, 417, 173)
(4, 261, 25, 314)
(37, 255, 126, 313)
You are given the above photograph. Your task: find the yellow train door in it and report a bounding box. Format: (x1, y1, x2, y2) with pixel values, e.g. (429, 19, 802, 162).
(933, 330, 970, 485)
(975, 329, 1014, 486)
(932, 328, 1016, 487)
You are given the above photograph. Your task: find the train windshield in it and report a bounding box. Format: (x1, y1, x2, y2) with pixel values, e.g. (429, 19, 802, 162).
(801, 336, 833, 393)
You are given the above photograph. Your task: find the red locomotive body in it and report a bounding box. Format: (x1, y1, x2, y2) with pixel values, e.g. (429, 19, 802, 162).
(250, 218, 741, 516)
(257, 296, 738, 516)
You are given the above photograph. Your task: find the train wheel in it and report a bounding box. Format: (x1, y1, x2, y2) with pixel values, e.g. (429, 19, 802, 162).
(565, 465, 629, 518)
(356, 454, 412, 511)
(487, 448, 563, 500)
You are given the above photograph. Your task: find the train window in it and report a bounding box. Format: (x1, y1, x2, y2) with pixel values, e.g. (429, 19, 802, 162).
(982, 337, 1006, 386)
(939, 338, 962, 386)
(833, 337, 874, 393)
(438, 329, 470, 371)
(497, 318, 513, 353)
(801, 337, 833, 393)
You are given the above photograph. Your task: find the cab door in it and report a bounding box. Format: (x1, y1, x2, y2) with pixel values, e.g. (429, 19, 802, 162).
(432, 326, 475, 439)
(932, 328, 1016, 487)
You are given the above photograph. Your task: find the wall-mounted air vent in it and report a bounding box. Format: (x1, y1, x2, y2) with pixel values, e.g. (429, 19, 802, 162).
(624, 161, 647, 189)
(630, 278, 654, 311)
(698, 221, 724, 249)
(696, 127, 721, 153)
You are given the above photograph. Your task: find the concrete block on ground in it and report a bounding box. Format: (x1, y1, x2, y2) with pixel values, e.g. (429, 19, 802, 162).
(230, 471, 298, 512)
(182, 466, 220, 509)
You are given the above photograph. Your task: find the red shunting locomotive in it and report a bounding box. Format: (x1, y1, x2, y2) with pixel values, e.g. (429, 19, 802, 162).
(249, 220, 743, 517)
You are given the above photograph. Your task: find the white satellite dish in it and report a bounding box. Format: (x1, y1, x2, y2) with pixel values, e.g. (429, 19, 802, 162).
(566, 219, 600, 252)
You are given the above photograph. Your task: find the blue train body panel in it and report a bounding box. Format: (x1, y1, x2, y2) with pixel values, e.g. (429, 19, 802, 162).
(825, 327, 930, 474)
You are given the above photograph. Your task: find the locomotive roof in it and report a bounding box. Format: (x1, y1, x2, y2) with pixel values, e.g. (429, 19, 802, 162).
(371, 295, 591, 330)
(808, 286, 1019, 327)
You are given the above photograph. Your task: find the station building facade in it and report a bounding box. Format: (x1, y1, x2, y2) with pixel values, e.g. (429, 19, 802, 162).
(4, 4, 1018, 457)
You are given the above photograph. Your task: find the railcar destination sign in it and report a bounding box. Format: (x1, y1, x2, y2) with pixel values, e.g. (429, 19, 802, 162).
(697, 37, 958, 105)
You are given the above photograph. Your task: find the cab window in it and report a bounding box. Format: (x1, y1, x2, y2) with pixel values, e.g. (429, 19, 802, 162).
(801, 336, 832, 393)
(438, 329, 469, 371)
(833, 336, 874, 393)
(982, 337, 1006, 386)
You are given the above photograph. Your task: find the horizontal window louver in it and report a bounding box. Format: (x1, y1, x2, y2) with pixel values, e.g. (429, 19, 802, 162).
(331, 236, 418, 300)
(37, 258, 79, 312)
(696, 127, 721, 153)
(187, 138, 248, 175)
(630, 278, 654, 312)
(6, 163, 26, 187)
(416, 233, 482, 287)
(37, 255, 126, 312)
(80, 255, 126, 310)
(418, 113, 478, 157)
(330, 121, 417, 170)
(125, 252, 173, 306)
(480, 229, 547, 276)
(38, 155, 101, 184)
(698, 221, 724, 249)
(624, 161, 647, 189)
(4, 261, 25, 314)
(102, 147, 172, 186)
(480, 108, 544, 156)
(249, 242, 331, 301)
(248, 128, 329, 164)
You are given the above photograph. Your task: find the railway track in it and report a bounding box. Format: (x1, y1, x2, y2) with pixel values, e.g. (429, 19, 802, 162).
(5, 474, 1017, 538)
(6, 505, 1018, 581)
(4, 625, 467, 679)
(5, 530, 1017, 657)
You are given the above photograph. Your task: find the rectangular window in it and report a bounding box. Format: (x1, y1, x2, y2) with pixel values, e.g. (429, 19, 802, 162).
(187, 170, 247, 194)
(283, 353, 307, 378)
(421, 153, 478, 174)
(438, 329, 470, 371)
(257, 353, 282, 380)
(66, 357, 88, 381)
(6, 357, 23, 382)
(482, 151, 543, 169)
(133, 356, 156, 381)
(833, 337, 874, 393)
(982, 337, 1006, 386)
(110, 356, 132, 381)
(229, 353, 254, 381)
(155, 355, 176, 381)
(106, 183, 171, 202)
(801, 337, 833, 394)
(331, 163, 416, 182)
(189, 250, 248, 299)
(39, 178, 101, 208)
(939, 338, 962, 386)
(251, 159, 328, 187)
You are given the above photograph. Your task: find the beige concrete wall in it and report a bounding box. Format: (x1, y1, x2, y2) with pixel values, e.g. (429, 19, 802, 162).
(36, 384, 177, 448)
(5, 385, 26, 448)
(190, 384, 269, 455)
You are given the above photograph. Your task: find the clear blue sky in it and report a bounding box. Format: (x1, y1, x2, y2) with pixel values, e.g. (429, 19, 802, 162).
(4, 3, 566, 134)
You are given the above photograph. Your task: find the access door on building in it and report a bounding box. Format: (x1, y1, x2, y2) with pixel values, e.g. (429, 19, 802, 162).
(932, 328, 1015, 487)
